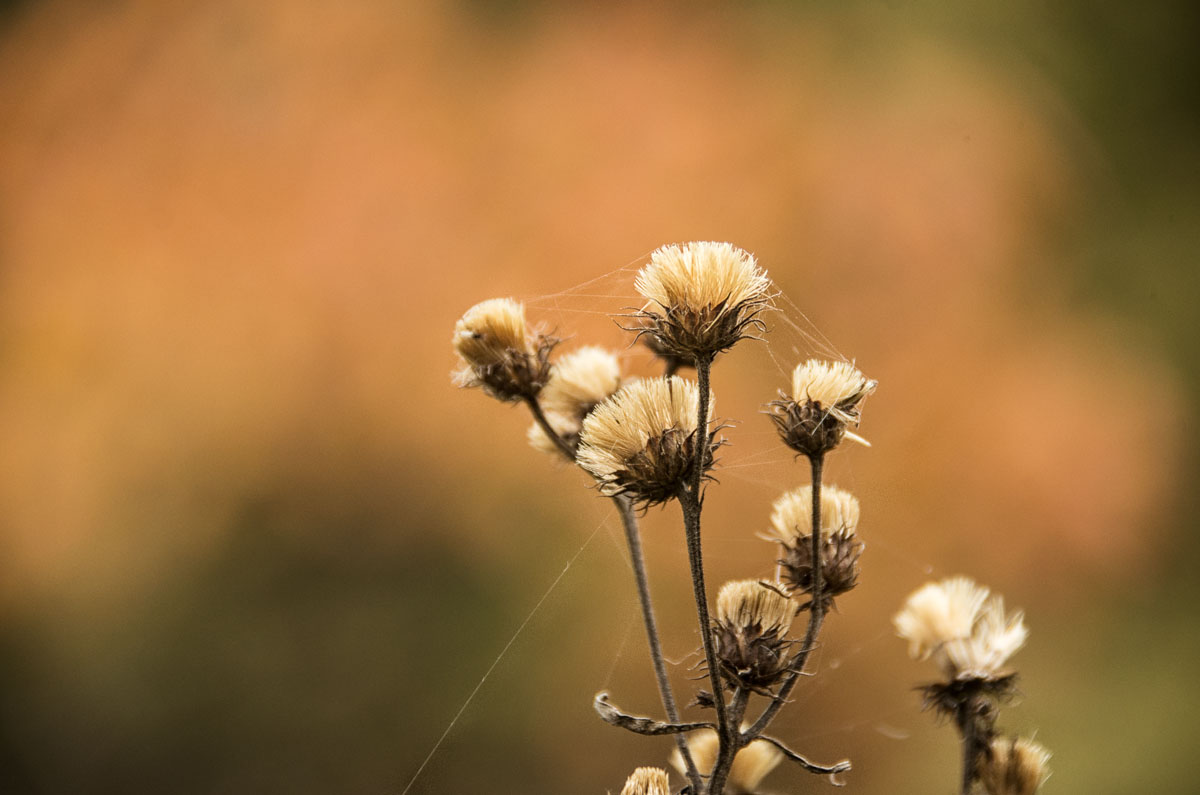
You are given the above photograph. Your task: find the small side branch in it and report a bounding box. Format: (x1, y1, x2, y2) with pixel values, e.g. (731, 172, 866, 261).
(593, 693, 715, 737)
(757, 735, 851, 781)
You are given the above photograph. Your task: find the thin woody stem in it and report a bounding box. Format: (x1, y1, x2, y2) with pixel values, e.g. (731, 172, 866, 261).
(680, 354, 729, 794)
(522, 395, 701, 790)
(707, 687, 749, 794)
(523, 396, 576, 460)
(613, 495, 701, 791)
(745, 452, 827, 738)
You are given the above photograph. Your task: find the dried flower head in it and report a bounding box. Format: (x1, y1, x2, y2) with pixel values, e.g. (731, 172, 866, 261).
(576, 376, 716, 507)
(767, 484, 861, 543)
(713, 580, 794, 692)
(619, 767, 671, 795)
(766, 485, 863, 608)
(942, 595, 1029, 681)
(768, 359, 876, 457)
(525, 347, 624, 457)
(634, 241, 772, 360)
(670, 729, 783, 795)
(452, 298, 556, 401)
(980, 737, 1051, 795)
(540, 346, 623, 419)
(894, 577, 991, 663)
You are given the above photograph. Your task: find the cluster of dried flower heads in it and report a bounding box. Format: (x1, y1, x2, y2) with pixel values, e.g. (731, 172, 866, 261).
(452, 241, 1046, 794)
(895, 578, 1051, 794)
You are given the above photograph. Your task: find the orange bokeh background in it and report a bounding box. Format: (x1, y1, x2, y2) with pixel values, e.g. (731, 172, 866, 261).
(1, 2, 1197, 793)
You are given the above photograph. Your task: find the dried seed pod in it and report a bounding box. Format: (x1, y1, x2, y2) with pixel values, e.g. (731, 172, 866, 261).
(526, 347, 623, 456)
(634, 241, 772, 361)
(452, 298, 556, 401)
(979, 736, 1051, 795)
(767, 485, 864, 608)
(619, 766, 671, 795)
(767, 359, 875, 457)
(712, 580, 794, 692)
(576, 376, 716, 507)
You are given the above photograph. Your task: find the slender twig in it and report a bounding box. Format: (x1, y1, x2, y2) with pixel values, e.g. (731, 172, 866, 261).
(593, 692, 715, 736)
(678, 354, 729, 794)
(614, 494, 701, 790)
(706, 687, 750, 794)
(956, 696, 984, 795)
(746, 452, 827, 737)
(756, 735, 852, 777)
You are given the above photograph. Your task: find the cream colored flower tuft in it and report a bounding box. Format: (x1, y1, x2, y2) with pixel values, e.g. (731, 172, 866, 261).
(942, 595, 1028, 680)
(766, 484, 861, 544)
(540, 346, 622, 419)
(768, 359, 876, 457)
(576, 376, 715, 507)
(893, 577, 990, 662)
(716, 580, 794, 636)
(452, 298, 555, 401)
(790, 359, 876, 421)
(619, 767, 671, 795)
(670, 729, 782, 794)
(634, 241, 772, 360)
(980, 737, 1051, 795)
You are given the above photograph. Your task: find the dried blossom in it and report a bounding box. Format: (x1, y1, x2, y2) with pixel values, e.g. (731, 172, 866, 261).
(452, 298, 556, 401)
(767, 485, 864, 608)
(634, 241, 772, 361)
(670, 729, 783, 795)
(712, 580, 794, 692)
(768, 359, 875, 458)
(576, 376, 717, 507)
(980, 736, 1052, 795)
(619, 766, 671, 795)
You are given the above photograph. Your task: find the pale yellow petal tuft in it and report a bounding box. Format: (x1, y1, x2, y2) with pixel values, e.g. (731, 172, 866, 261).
(716, 580, 794, 636)
(669, 729, 783, 794)
(636, 241, 771, 313)
(619, 767, 671, 795)
(767, 484, 861, 543)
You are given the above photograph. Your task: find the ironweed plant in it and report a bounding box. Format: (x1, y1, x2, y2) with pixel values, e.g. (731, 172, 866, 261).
(451, 241, 1048, 794)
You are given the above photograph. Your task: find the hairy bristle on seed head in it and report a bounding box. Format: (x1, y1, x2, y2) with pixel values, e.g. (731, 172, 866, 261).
(980, 736, 1051, 795)
(452, 298, 531, 368)
(893, 577, 991, 662)
(790, 359, 876, 420)
(767, 484, 860, 543)
(636, 241, 770, 313)
(942, 595, 1029, 680)
(619, 767, 671, 795)
(576, 376, 713, 504)
(539, 346, 622, 419)
(670, 729, 783, 794)
(716, 580, 794, 636)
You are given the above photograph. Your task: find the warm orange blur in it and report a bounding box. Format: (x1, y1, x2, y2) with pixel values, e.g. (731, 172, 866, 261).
(1, 2, 1194, 793)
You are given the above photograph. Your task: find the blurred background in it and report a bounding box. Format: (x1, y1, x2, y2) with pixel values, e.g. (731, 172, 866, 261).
(1, 1, 1197, 792)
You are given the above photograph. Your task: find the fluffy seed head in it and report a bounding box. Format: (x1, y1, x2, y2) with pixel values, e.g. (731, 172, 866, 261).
(619, 767, 670, 795)
(634, 241, 772, 359)
(452, 298, 554, 401)
(713, 580, 794, 691)
(942, 595, 1029, 680)
(540, 346, 622, 419)
(980, 737, 1051, 795)
(716, 580, 794, 636)
(576, 376, 715, 507)
(768, 359, 876, 457)
(894, 577, 991, 662)
(767, 484, 861, 544)
(670, 729, 783, 794)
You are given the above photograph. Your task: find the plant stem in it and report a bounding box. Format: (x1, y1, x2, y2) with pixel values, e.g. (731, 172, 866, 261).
(680, 354, 729, 794)
(523, 396, 576, 461)
(707, 687, 749, 794)
(957, 696, 984, 795)
(613, 494, 701, 792)
(745, 452, 826, 737)
(523, 395, 701, 790)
